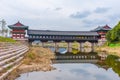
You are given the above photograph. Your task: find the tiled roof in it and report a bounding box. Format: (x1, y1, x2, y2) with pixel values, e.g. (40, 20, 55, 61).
(8, 21, 28, 29)
(13, 21, 24, 26)
(92, 25, 111, 31)
(28, 30, 99, 36)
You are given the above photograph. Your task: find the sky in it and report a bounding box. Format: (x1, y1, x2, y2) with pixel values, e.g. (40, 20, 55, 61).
(0, 0, 120, 31)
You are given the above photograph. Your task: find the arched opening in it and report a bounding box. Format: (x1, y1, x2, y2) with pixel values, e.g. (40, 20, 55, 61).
(83, 41, 92, 53)
(71, 41, 80, 54)
(56, 41, 68, 54)
(31, 40, 41, 46)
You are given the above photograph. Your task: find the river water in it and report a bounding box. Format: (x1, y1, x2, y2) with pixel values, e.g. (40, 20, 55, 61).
(16, 48, 120, 80)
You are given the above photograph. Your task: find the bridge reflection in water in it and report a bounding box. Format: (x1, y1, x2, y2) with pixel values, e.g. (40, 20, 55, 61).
(52, 53, 101, 64)
(51, 48, 120, 77)
(49, 47, 103, 64)
(15, 54, 120, 80)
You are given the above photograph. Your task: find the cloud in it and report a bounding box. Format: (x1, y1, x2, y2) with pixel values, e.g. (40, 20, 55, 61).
(0, 0, 120, 31)
(54, 7, 62, 11)
(106, 14, 120, 27)
(94, 7, 110, 13)
(109, 14, 120, 21)
(83, 19, 106, 25)
(70, 11, 91, 19)
(82, 19, 108, 28)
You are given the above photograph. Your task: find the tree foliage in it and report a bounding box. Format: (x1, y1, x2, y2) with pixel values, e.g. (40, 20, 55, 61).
(106, 21, 120, 42)
(105, 55, 120, 76)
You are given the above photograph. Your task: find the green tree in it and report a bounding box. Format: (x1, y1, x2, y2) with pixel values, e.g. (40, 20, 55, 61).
(106, 31, 112, 42)
(106, 21, 120, 42)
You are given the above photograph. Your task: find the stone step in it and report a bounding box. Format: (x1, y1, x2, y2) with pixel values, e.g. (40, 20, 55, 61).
(0, 45, 15, 49)
(0, 45, 22, 52)
(0, 46, 26, 56)
(0, 60, 22, 80)
(0, 48, 28, 66)
(0, 57, 23, 72)
(0, 47, 27, 61)
(0, 43, 29, 80)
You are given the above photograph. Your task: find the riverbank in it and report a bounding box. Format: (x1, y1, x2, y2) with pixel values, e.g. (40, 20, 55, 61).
(5, 47, 55, 80)
(96, 46, 120, 57)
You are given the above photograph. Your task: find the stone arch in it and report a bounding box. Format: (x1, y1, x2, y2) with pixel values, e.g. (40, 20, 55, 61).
(31, 40, 41, 46)
(83, 41, 92, 48)
(83, 41, 92, 53)
(71, 41, 79, 49)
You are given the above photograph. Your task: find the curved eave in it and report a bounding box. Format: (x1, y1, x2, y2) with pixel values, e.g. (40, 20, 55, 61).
(92, 28, 111, 32)
(96, 29, 111, 31)
(8, 25, 28, 29)
(11, 32, 26, 34)
(28, 34, 99, 36)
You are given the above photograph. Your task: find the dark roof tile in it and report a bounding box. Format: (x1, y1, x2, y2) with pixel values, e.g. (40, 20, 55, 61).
(28, 30, 99, 36)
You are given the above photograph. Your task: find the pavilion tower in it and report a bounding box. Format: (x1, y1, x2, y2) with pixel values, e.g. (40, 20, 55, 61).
(92, 25, 111, 40)
(8, 21, 28, 40)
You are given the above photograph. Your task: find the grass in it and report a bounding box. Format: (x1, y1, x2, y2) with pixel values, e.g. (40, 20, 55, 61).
(0, 36, 16, 42)
(108, 42, 120, 48)
(101, 41, 120, 48)
(23, 47, 54, 65)
(96, 41, 120, 57)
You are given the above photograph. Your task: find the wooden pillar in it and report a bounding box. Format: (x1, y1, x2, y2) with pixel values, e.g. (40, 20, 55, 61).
(91, 43, 95, 52)
(80, 42, 84, 52)
(78, 43, 80, 51)
(55, 42, 59, 52)
(68, 42, 72, 52)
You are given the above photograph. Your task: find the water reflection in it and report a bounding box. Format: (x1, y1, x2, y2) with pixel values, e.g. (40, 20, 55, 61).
(16, 54, 120, 80)
(49, 47, 93, 54)
(72, 48, 80, 54)
(49, 47, 92, 54)
(58, 48, 67, 54)
(49, 47, 67, 54)
(43, 47, 120, 78)
(105, 55, 120, 76)
(16, 63, 120, 80)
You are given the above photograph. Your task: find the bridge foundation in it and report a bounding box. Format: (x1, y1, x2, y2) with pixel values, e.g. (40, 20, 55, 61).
(91, 43, 96, 52)
(80, 42, 84, 52)
(68, 42, 72, 52)
(55, 42, 59, 52)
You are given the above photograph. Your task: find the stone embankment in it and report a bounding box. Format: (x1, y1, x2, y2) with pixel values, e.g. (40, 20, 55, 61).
(0, 43, 29, 80)
(5, 47, 55, 80)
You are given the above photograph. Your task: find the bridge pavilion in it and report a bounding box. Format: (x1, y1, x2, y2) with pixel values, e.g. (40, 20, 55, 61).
(28, 30, 100, 52)
(8, 21, 28, 41)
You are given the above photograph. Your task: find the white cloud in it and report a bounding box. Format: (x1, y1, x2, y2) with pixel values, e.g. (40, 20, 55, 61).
(0, 0, 120, 31)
